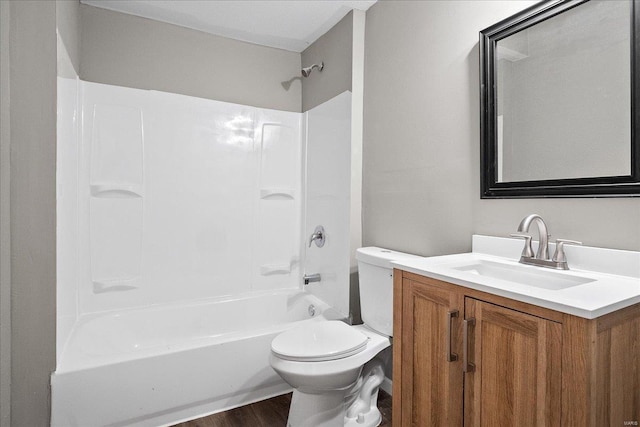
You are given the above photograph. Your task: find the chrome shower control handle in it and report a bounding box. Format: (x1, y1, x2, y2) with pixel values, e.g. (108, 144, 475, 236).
(308, 225, 325, 248)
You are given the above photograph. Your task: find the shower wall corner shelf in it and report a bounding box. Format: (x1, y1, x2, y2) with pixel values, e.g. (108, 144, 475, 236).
(260, 264, 292, 276)
(90, 184, 143, 198)
(92, 278, 139, 294)
(260, 188, 295, 200)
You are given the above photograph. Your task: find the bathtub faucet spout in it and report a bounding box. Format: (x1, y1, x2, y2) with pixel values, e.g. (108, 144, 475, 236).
(303, 273, 321, 285)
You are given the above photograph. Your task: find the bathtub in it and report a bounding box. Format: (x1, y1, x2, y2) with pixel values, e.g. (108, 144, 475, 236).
(51, 290, 334, 427)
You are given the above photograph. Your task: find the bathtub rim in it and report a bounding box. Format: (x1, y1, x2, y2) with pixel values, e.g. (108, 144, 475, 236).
(55, 288, 333, 374)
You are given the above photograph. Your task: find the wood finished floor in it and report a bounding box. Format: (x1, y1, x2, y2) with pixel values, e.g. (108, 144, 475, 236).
(173, 390, 392, 427)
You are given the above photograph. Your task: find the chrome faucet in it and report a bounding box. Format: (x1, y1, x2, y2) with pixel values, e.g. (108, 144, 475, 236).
(303, 273, 321, 285)
(516, 214, 550, 260)
(511, 214, 582, 270)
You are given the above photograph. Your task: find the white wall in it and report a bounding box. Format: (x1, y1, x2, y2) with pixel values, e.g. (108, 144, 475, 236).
(56, 2, 81, 365)
(58, 81, 304, 321)
(304, 92, 353, 318)
(301, 10, 365, 322)
(56, 81, 360, 349)
(56, 75, 79, 363)
(364, 0, 640, 255)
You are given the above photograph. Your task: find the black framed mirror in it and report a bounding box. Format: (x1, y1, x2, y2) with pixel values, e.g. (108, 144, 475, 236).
(480, 0, 640, 198)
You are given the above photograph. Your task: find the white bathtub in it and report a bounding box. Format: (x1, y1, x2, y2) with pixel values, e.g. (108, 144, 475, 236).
(51, 290, 333, 427)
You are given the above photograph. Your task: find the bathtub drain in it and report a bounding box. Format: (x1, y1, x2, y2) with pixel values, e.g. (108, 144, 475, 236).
(308, 304, 316, 317)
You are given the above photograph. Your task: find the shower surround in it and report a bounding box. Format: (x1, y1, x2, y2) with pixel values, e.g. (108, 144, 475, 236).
(53, 79, 352, 426)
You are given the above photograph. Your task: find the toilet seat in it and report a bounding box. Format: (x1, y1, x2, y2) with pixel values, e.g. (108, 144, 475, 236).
(271, 321, 369, 362)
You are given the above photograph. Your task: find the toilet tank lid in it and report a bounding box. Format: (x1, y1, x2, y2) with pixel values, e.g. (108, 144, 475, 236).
(356, 247, 422, 269)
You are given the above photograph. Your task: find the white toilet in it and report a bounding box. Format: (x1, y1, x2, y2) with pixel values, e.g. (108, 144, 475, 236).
(270, 247, 420, 427)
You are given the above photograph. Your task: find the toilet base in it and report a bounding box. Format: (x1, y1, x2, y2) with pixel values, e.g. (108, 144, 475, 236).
(287, 388, 350, 427)
(344, 356, 385, 427)
(344, 408, 381, 427)
(286, 356, 387, 427)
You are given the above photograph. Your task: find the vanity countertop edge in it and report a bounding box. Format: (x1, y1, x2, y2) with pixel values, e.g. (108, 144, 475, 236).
(391, 235, 640, 319)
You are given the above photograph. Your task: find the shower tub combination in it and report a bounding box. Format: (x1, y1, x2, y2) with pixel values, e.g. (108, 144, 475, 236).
(54, 79, 354, 426)
(52, 290, 332, 426)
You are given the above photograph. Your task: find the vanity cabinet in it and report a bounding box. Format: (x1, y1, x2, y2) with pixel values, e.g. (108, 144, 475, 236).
(393, 270, 640, 427)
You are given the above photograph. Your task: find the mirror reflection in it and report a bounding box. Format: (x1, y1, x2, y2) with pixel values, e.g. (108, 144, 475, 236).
(496, 0, 631, 183)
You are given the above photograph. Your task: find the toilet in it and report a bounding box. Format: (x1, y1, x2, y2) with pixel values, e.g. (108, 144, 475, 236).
(270, 247, 420, 427)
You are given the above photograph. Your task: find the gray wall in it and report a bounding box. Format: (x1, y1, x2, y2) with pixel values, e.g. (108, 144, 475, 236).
(0, 2, 10, 426)
(56, 0, 80, 76)
(80, 4, 302, 112)
(5, 1, 59, 426)
(363, 0, 640, 255)
(301, 11, 353, 112)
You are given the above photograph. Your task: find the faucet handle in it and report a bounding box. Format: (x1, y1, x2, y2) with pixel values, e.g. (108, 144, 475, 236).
(308, 225, 325, 248)
(510, 233, 534, 258)
(552, 239, 582, 263)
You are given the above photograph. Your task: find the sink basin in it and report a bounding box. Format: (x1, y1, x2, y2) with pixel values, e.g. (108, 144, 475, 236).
(391, 235, 640, 319)
(452, 259, 595, 290)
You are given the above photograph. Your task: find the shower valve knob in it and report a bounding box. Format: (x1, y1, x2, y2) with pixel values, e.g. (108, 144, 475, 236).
(308, 225, 325, 248)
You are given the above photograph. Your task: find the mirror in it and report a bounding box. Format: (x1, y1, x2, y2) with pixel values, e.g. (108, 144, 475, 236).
(480, 0, 640, 198)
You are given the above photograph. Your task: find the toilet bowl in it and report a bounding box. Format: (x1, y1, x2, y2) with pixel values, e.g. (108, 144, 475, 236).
(270, 322, 390, 427)
(270, 247, 421, 427)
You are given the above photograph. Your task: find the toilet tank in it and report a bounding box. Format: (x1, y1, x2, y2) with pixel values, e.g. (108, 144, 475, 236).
(356, 247, 422, 337)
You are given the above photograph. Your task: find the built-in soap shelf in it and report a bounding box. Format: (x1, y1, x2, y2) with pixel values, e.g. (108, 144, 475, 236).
(260, 264, 292, 276)
(90, 184, 143, 198)
(259, 256, 299, 276)
(260, 188, 295, 200)
(92, 277, 139, 294)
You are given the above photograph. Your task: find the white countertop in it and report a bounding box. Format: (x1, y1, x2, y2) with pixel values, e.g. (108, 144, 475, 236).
(392, 235, 640, 319)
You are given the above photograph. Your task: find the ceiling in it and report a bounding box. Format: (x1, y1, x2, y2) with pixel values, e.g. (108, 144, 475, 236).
(80, 0, 377, 52)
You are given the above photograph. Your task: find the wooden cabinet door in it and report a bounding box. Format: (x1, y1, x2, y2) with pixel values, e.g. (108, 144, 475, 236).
(594, 307, 640, 426)
(399, 280, 463, 426)
(464, 298, 562, 427)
